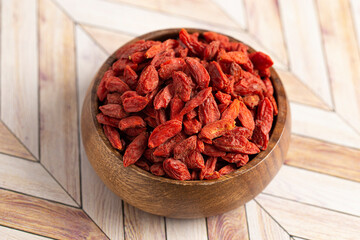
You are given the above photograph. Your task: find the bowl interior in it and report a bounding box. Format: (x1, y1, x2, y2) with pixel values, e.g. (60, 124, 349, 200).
(89, 28, 288, 186)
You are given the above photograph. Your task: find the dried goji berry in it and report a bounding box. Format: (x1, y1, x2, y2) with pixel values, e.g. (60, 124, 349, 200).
(97, 69, 115, 101)
(123, 65, 138, 90)
(221, 99, 241, 120)
(179, 28, 205, 56)
(112, 58, 137, 74)
(222, 153, 248, 164)
(198, 119, 235, 140)
(203, 144, 226, 157)
(116, 40, 159, 59)
(173, 135, 197, 160)
(118, 116, 146, 131)
(155, 108, 167, 125)
(185, 109, 197, 120)
(196, 139, 205, 153)
(184, 151, 205, 169)
(249, 51, 274, 70)
(208, 61, 230, 91)
(215, 91, 231, 105)
(105, 76, 131, 94)
(213, 134, 260, 154)
(238, 100, 255, 131)
(198, 94, 220, 126)
(257, 97, 273, 133)
(148, 120, 182, 148)
(158, 58, 186, 79)
(123, 132, 149, 167)
(122, 95, 148, 112)
(136, 65, 159, 95)
(153, 84, 174, 110)
(178, 87, 212, 118)
(200, 157, 217, 180)
(172, 71, 192, 102)
(107, 92, 122, 104)
(243, 94, 260, 109)
(218, 165, 236, 176)
(151, 49, 175, 68)
(163, 158, 191, 180)
(218, 51, 249, 65)
(135, 158, 150, 171)
(183, 118, 202, 135)
(251, 120, 269, 150)
(129, 51, 146, 64)
(96, 113, 120, 128)
(204, 41, 220, 61)
(99, 104, 128, 119)
(203, 32, 229, 43)
(150, 163, 165, 176)
(124, 127, 146, 137)
(224, 126, 252, 139)
(103, 125, 124, 151)
(185, 57, 210, 89)
(169, 96, 184, 120)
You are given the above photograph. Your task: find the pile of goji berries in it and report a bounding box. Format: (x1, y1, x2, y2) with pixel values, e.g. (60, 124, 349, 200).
(96, 29, 277, 181)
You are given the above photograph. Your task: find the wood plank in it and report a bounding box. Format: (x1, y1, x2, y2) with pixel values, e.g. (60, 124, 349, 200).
(207, 205, 249, 240)
(317, 0, 360, 132)
(1, 0, 39, 158)
(124, 203, 166, 240)
(276, 69, 330, 110)
(350, 0, 360, 50)
(0, 153, 77, 207)
(0, 189, 107, 240)
(256, 194, 360, 240)
(290, 102, 360, 149)
(39, 0, 80, 204)
(244, 0, 288, 66)
(76, 26, 124, 240)
(0, 225, 51, 240)
(166, 218, 208, 240)
(278, 0, 332, 107)
(0, 121, 35, 161)
(81, 24, 133, 55)
(246, 200, 290, 240)
(263, 165, 360, 217)
(286, 135, 360, 182)
(107, 0, 238, 28)
(212, 0, 247, 29)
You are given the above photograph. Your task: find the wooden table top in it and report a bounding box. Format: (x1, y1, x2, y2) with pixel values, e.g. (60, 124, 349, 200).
(1, 0, 359, 239)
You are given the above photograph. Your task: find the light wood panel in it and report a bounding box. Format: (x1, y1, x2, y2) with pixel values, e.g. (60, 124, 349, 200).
(207, 205, 249, 240)
(124, 203, 166, 240)
(290, 102, 360, 149)
(317, 0, 360, 132)
(81, 24, 133, 55)
(0, 189, 107, 240)
(263, 165, 360, 216)
(1, 0, 39, 158)
(212, 0, 247, 29)
(244, 0, 288, 66)
(277, 69, 330, 110)
(256, 194, 360, 240)
(0, 225, 51, 240)
(0, 121, 35, 161)
(351, 0, 360, 49)
(166, 218, 208, 240)
(108, 0, 238, 28)
(246, 200, 290, 240)
(39, 0, 80, 204)
(76, 26, 124, 240)
(286, 135, 360, 182)
(0, 153, 77, 206)
(278, 0, 332, 107)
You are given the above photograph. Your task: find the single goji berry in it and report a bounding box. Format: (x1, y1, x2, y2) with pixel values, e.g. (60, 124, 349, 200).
(123, 65, 138, 90)
(158, 58, 186, 80)
(208, 61, 230, 91)
(222, 153, 248, 164)
(99, 104, 128, 119)
(198, 94, 221, 126)
(178, 87, 212, 118)
(124, 127, 147, 137)
(135, 158, 150, 171)
(103, 125, 124, 151)
(221, 99, 241, 120)
(200, 157, 217, 180)
(151, 49, 176, 68)
(107, 92, 122, 104)
(251, 120, 269, 150)
(179, 28, 205, 56)
(153, 84, 174, 110)
(123, 131, 149, 167)
(122, 95, 149, 112)
(173, 135, 197, 160)
(218, 165, 236, 176)
(218, 51, 249, 65)
(249, 51, 273, 70)
(96, 113, 120, 128)
(198, 119, 235, 140)
(163, 158, 191, 180)
(257, 97, 273, 133)
(118, 116, 146, 131)
(169, 96, 184, 120)
(185, 109, 197, 120)
(97, 69, 115, 101)
(213, 134, 260, 154)
(105, 76, 131, 94)
(129, 51, 146, 64)
(150, 163, 165, 176)
(238, 100, 255, 131)
(203, 144, 227, 157)
(172, 71, 192, 102)
(203, 32, 229, 43)
(184, 151, 205, 169)
(155, 108, 167, 125)
(243, 94, 260, 109)
(185, 57, 210, 89)
(136, 65, 159, 95)
(183, 118, 202, 135)
(148, 120, 182, 148)
(215, 91, 232, 105)
(204, 41, 220, 61)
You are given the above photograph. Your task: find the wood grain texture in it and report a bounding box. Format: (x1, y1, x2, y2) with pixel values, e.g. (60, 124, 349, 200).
(124, 203, 166, 240)
(278, 0, 332, 107)
(244, 0, 287, 66)
(81, 24, 133, 55)
(277, 69, 330, 110)
(207, 205, 249, 240)
(286, 135, 360, 182)
(0, 153, 77, 206)
(81, 28, 291, 218)
(0, 0, 39, 158)
(108, 0, 238, 28)
(166, 218, 207, 240)
(317, 0, 360, 132)
(0, 225, 51, 240)
(290, 102, 360, 149)
(0, 121, 35, 161)
(39, 0, 80, 204)
(263, 165, 360, 216)
(0, 189, 107, 240)
(212, 0, 247, 29)
(256, 194, 360, 240)
(246, 200, 290, 240)
(76, 26, 124, 240)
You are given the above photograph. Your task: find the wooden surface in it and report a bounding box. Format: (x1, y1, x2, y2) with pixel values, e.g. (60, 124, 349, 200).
(0, 0, 359, 238)
(81, 28, 290, 218)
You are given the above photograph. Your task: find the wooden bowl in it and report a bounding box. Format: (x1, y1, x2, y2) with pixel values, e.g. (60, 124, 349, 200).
(81, 28, 291, 219)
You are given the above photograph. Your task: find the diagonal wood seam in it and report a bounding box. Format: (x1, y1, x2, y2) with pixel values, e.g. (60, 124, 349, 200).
(0, 120, 37, 161)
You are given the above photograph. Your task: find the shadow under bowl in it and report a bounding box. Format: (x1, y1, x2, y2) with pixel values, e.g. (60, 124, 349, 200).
(81, 28, 291, 219)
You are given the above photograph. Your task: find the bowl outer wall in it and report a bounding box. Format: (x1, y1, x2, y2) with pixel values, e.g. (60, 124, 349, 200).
(81, 28, 291, 219)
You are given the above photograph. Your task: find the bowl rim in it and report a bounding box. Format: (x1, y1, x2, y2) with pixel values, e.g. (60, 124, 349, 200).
(89, 28, 288, 186)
